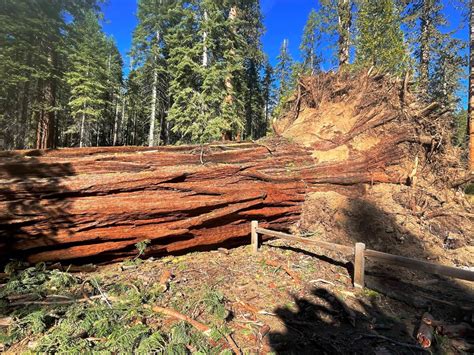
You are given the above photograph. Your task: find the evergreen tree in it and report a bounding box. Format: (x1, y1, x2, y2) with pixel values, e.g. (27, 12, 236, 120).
(262, 58, 276, 134)
(65, 11, 109, 147)
(0, 0, 104, 149)
(355, 0, 409, 74)
(314, 0, 353, 67)
(104, 39, 124, 146)
(275, 39, 293, 102)
(429, 37, 466, 111)
(234, 0, 266, 140)
(132, 0, 173, 146)
(166, 0, 209, 143)
(300, 9, 322, 74)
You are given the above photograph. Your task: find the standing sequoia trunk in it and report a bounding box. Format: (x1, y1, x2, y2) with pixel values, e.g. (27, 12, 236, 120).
(0, 70, 454, 264)
(36, 79, 56, 150)
(36, 50, 56, 150)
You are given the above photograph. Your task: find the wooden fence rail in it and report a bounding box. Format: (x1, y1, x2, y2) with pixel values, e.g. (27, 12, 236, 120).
(250, 221, 474, 288)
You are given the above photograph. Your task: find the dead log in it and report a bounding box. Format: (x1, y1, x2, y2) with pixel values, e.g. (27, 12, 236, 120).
(0, 140, 314, 263)
(0, 70, 461, 264)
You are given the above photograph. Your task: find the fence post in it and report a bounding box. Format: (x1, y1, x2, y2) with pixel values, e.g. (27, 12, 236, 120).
(354, 242, 366, 289)
(251, 220, 259, 253)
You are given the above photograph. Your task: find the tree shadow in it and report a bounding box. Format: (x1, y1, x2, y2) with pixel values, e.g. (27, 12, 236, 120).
(268, 286, 427, 354)
(0, 150, 75, 263)
(268, 192, 474, 353)
(343, 197, 474, 310)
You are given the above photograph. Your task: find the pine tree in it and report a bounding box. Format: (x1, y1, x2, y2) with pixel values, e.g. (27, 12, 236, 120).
(132, 0, 173, 146)
(65, 11, 108, 147)
(355, 0, 409, 75)
(402, 0, 449, 100)
(166, 0, 208, 143)
(262, 58, 275, 134)
(275, 39, 293, 102)
(315, 0, 353, 67)
(337, 0, 352, 66)
(232, 0, 266, 140)
(300, 9, 322, 74)
(429, 37, 466, 111)
(104, 39, 123, 146)
(0, 0, 104, 149)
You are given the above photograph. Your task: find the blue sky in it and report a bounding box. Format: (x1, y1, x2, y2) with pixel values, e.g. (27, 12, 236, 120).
(101, 0, 469, 107)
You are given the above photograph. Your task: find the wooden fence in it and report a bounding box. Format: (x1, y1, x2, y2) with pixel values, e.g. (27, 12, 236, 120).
(250, 221, 474, 288)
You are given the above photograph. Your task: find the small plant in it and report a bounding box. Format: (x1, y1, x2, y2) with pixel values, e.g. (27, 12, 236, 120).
(363, 289, 380, 299)
(203, 290, 229, 321)
(134, 239, 151, 260)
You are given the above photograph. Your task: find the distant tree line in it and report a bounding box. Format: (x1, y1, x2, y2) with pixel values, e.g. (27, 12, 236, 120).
(0, 1, 122, 149)
(0, 0, 472, 160)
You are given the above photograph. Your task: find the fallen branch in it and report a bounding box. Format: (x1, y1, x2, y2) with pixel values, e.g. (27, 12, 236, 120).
(234, 299, 259, 317)
(8, 294, 103, 306)
(224, 333, 242, 355)
(152, 305, 210, 334)
(0, 317, 13, 327)
(152, 305, 241, 353)
(263, 259, 301, 284)
(417, 312, 434, 348)
(450, 173, 474, 188)
(309, 279, 335, 286)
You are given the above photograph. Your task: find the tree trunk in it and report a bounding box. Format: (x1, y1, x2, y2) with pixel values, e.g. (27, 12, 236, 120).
(113, 98, 119, 146)
(337, 0, 351, 67)
(121, 95, 126, 145)
(36, 80, 55, 150)
(202, 10, 209, 67)
(148, 68, 158, 147)
(149, 31, 160, 147)
(0, 140, 312, 263)
(469, 0, 474, 171)
(79, 111, 86, 148)
(223, 6, 238, 140)
(36, 50, 56, 150)
(419, 0, 431, 100)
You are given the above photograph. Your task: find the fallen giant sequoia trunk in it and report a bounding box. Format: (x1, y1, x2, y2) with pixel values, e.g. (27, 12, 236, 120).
(0, 70, 459, 263)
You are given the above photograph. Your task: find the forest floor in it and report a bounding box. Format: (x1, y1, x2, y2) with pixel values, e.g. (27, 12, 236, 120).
(1, 231, 473, 354)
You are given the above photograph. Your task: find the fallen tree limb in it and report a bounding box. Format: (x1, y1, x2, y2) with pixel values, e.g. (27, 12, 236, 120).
(152, 305, 241, 353)
(152, 305, 211, 333)
(417, 312, 434, 348)
(263, 259, 302, 284)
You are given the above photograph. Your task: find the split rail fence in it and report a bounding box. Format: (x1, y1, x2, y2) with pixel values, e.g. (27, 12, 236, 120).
(249, 220, 474, 289)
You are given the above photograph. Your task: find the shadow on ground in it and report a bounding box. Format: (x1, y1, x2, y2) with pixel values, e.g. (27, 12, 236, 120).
(268, 191, 474, 354)
(268, 287, 429, 354)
